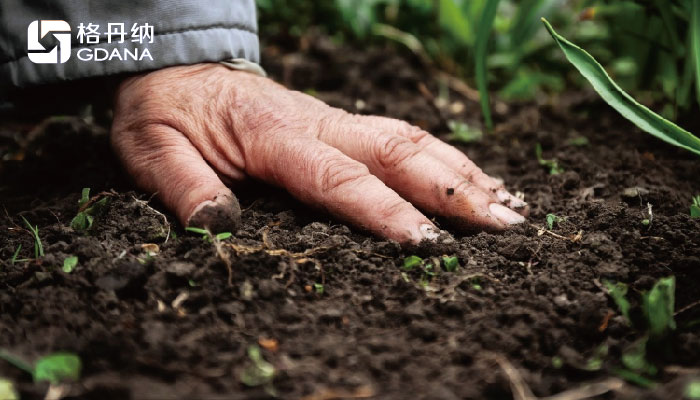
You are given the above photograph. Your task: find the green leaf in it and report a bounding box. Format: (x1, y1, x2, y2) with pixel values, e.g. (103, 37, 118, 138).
(70, 212, 90, 231)
(442, 256, 459, 272)
(10, 245, 21, 265)
(78, 188, 91, 207)
(622, 338, 657, 376)
(611, 367, 657, 388)
(448, 120, 482, 143)
(185, 227, 208, 235)
(584, 344, 608, 371)
(686, 380, 700, 399)
(535, 144, 564, 174)
(474, 0, 501, 130)
(216, 232, 232, 240)
(541, 18, 700, 157)
(313, 283, 324, 294)
(0, 378, 18, 400)
(603, 280, 632, 323)
(439, 0, 473, 47)
(643, 276, 676, 338)
(62, 256, 78, 273)
(403, 255, 423, 271)
(33, 353, 81, 384)
(691, 196, 700, 218)
(240, 345, 275, 387)
(545, 214, 559, 230)
(692, 0, 700, 105)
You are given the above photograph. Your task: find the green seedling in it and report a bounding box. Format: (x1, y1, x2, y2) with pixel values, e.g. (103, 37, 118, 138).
(686, 380, 700, 399)
(10, 245, 21, 264)
(584, 343, 608, 371)
(643, 276, 676, 338)
(603, 280, 631, 324)
(0, 350, 81, 384)
(20, 216, 43, 259)
(185, 227, 232, 243)
(313, 283, 324, 294)
(545, 213, 562, 230)
(70, 188, 108, 231)
(691, 195, 700, 218)
(0, 378, 18, 400)
(402, 255, 422, 271)
(239, 345, 275, 395)
(448, 120, 482, 143)
(566, 136, 590, 147)
(474, 0, 500, 130)
(611, 367, 657, 389)
(442, 256, 459, 272)
(621, 338, 657, 376)
(62, 256, 78, 273)
(535, 144, 564, 174)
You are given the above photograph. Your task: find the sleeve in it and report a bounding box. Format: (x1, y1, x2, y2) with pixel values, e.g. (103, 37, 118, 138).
(0, 0, 260, 91)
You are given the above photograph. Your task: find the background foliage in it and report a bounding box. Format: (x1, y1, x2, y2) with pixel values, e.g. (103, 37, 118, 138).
(258, 0, 700, 122)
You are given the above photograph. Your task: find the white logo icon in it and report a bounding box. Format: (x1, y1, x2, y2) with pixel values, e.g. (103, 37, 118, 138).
(27, 20, 72, 64)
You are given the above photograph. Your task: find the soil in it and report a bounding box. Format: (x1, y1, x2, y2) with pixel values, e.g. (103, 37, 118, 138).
(1, 35, 699, 400)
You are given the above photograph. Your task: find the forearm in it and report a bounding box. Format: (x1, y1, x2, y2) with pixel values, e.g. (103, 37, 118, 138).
(0, 0, 260, 92)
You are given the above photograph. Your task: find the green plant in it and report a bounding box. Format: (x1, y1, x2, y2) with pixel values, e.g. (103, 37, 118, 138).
(185, 227, 232, 242)
(313, 283, 325, 294)
(402, 255, 423, 271)
(10, 245, 21, 264)
(643, 276, 676, 338)
(603, 280, 631, 323)
(601, 276, 677, 387)
(691, 195, 700, 218)
(20, 216, 43, 259)
(535, 143, 563, 174)
(0, 350, 81, 384)
(239, 345, 275, 394)
(70, 188, 108, 231)
(687, 380, 700, 399)
(442, 256, 459, 272)
(542, 18, 700, 157)
(474, 0, 501, 130)
(448, 120, 482, 143)
(62, 256, 78, 273)
(545, 213, 562, 230)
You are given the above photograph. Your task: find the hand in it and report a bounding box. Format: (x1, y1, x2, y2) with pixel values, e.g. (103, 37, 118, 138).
(110, 63, 527, 244)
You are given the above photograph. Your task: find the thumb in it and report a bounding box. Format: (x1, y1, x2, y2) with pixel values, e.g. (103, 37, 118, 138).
(110, 123, 241, 233)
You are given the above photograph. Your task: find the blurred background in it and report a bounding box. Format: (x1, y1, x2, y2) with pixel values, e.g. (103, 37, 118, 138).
(257, 0, 699, 123)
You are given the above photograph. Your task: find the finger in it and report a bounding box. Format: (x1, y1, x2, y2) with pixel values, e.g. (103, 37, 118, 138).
(110, 123, 241, 233)
(316, 118, 525, 230)
(246, 137, 439, 244)
(355, 115, 528, 214)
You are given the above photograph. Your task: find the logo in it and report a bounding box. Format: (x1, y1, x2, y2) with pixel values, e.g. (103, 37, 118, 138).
(27, 20, 72, 64)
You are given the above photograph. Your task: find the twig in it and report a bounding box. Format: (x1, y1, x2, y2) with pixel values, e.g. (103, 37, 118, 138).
(131, 195, 171, 244)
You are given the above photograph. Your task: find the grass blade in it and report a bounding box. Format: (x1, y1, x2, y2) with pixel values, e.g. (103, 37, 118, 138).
(542, 18, 700, 156)
(474, 0, 501, 131)
(692, 0, 700, 105)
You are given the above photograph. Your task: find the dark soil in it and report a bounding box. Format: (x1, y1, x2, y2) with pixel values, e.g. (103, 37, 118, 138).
(1, 36, 699, 400)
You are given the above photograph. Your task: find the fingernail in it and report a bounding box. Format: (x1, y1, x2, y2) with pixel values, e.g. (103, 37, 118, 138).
(489, 203, 526, 225)
(187, 192, 242, 233)
(419, 223, 440, 241)
(496, 189, 527, 210)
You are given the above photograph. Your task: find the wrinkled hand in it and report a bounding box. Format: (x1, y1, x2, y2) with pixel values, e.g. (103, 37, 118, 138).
(111, 63, 527, 243)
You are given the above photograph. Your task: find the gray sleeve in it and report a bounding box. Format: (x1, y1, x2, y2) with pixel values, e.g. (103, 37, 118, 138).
(0, 0, 260, 90)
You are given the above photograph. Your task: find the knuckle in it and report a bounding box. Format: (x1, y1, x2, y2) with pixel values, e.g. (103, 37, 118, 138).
(317, 156, 370, 193)
(376, 135, 420, 169)
(376, 197, 410, 221)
